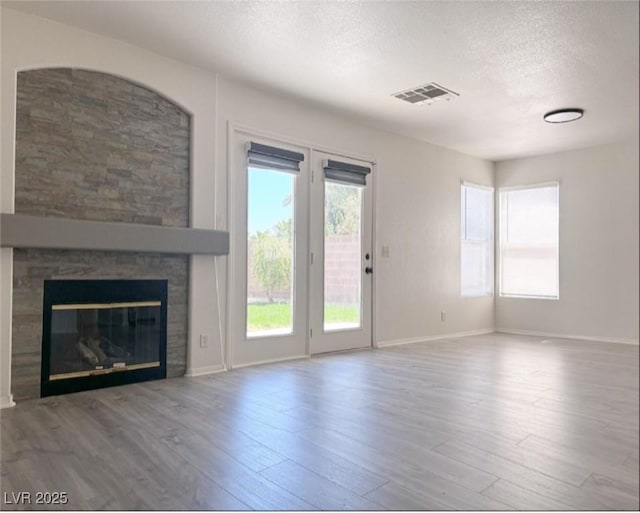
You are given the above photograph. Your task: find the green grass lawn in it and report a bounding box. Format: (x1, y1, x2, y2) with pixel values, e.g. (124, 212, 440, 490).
(247, 302, 359, 331)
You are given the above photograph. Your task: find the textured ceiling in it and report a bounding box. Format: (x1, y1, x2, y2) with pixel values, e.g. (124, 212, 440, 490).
(4, 1, 639, 161)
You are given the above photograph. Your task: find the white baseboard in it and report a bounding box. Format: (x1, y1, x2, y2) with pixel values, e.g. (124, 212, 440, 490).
(377, 329, 495, 348)
(185, 364, 227, 377)
(496, 328, 639, 345)
(231, 354, 309, 370)
(0, 394, 16, 409)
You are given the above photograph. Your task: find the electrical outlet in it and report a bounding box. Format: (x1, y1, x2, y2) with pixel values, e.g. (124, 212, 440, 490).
(199, 334, 209, 348)
(441, 311, 446, 322)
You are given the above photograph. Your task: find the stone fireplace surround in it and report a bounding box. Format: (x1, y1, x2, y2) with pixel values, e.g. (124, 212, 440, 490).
(5, 68, 213, 401)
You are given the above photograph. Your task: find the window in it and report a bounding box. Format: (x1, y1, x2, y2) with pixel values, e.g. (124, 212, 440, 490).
(499, 183, 559, 299)
(461, 182, 494, 296)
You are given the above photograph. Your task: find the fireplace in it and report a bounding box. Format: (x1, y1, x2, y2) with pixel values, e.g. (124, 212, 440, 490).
(41, 279, 168, 397)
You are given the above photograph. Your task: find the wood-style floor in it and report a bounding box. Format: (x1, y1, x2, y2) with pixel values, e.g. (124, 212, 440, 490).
(1, 333, 638, 510)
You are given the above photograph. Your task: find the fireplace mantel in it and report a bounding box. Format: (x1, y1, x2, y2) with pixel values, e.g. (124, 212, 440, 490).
(1, 214, 229, 255)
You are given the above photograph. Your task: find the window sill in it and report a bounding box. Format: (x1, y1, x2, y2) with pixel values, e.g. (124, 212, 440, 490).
(499, 294, 559, 301)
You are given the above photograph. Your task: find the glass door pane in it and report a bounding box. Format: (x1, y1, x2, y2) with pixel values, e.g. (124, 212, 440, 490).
(324, 181, 362, 331)
(247, 167, 295, 337)
(50, 302, 162, 379)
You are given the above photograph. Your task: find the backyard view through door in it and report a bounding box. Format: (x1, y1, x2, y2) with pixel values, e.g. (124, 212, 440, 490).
(245, 178, 365, 336)
(246, 167, 295, 336)
(246, 176, 362, 334)
(323, 181, 363, 331)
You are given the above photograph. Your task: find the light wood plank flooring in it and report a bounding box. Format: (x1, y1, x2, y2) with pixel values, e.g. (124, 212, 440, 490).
(1, 333, 638, 510)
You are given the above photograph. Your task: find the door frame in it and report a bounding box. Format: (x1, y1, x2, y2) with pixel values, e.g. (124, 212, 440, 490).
(226, 122, 378, 369)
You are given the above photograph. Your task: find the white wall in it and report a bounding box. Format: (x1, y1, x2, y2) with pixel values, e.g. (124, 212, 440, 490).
(495, 141, 640, 344)
(215, 76, 495, 348)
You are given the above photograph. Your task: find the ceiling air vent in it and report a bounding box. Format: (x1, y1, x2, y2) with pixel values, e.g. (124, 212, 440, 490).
(393, 82, 459, 105)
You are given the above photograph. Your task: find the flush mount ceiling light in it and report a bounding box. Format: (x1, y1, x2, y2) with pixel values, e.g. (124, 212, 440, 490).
(543, 108, 584, 123)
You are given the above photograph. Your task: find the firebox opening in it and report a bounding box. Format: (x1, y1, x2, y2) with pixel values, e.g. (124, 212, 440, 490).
(41, 280, 168, 397)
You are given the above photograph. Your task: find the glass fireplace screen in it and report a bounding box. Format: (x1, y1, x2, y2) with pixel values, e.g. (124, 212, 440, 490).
(49, 301, 161, 380)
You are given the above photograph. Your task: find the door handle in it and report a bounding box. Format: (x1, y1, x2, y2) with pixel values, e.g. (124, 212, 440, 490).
(365, 267, 373, 275)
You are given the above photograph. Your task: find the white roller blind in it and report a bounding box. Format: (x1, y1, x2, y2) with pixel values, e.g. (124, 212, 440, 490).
(461, 183, 494, 297)
(499, 183, 559, 299)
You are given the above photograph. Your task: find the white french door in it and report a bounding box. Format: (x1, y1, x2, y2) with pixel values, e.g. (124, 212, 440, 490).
(229, 130, 309, 367)
(309, 151, 373, 354)
(229, 129, 373, 367)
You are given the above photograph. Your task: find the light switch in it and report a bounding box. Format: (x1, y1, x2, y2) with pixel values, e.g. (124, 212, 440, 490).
(381, 245, 390, 258)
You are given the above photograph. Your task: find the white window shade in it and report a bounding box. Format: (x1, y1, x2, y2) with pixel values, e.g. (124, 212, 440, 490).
(499, 183, 559, 299)
(461, 183, 494, 297)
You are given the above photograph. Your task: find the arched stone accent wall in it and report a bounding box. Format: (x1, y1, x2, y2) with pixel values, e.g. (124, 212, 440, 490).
(12, 68, 191, 399)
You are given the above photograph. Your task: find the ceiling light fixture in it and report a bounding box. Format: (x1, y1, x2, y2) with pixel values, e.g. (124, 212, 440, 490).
(543, 108, 584, 123)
